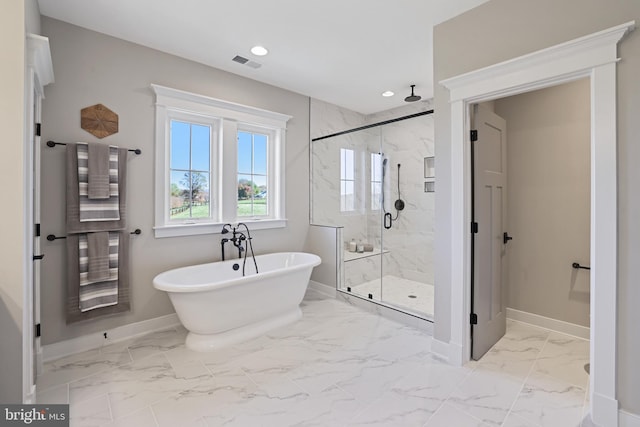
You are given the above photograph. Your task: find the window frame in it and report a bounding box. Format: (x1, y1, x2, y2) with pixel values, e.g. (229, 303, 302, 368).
(340, 148, 356, 213)
(152, 84, 290, 238)
(236, 124, 276, 220)
(167, 111, 219, 224)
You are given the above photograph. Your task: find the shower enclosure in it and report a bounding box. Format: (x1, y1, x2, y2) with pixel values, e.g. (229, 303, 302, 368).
(311, 110, 435, 319)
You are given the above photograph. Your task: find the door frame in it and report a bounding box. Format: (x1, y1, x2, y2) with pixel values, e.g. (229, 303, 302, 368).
(24, 34, 54, 403)
(440, 21, 634, 426)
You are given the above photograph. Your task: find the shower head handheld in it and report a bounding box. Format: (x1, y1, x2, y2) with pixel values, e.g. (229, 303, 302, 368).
(404, 84, 422, 103)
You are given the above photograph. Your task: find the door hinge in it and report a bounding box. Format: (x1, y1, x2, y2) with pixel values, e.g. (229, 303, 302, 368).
(35, 323, 41, 338)
(35, 223, 41, 237)
(470, 129, 478, 142)
(471, 222, 478, 234)
(470, 313, 478, 325)
(35, 123, 41, 137)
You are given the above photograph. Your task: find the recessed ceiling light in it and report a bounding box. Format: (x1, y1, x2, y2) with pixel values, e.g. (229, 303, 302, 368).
(382, 91, 394, 97)
(251, 46, 268, 56)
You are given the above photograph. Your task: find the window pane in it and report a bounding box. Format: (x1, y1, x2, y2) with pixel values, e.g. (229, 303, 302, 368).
(371, 182, 381, 209)
(170, 120, 190, 170)
(341, 180, 355, 212)
(252, 175, 267, 216)
(253, 133, 268, 175)
(169, 170, 189, 219)
(345, 181, 354, 211)
(344, 149, 354, 180)
(371, 153, 381, 182)
(237, 174, 254, 216)
(170, 171, 210, 219)
(191, 124, 210, 171)
(238, 131, 252, 174)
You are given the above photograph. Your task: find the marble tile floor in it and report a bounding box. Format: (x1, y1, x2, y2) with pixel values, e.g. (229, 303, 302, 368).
(37, 290, 592, 427)
(350, 275, 434, 318)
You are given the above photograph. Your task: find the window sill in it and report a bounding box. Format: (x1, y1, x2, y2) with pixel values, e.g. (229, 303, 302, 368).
(154, 219, 288, 238)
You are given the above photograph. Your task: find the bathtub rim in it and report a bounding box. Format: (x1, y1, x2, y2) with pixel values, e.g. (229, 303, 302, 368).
(152, 251, 321, 293)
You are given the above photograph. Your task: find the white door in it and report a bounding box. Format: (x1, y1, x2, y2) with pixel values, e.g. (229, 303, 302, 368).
(471, 105, 509, 360)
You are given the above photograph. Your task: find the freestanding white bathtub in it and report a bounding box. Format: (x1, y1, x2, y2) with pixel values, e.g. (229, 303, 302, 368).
(153, 252, 321, 351)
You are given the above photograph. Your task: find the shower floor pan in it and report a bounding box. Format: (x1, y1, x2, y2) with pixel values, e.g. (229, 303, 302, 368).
(350, 275, 434, 318)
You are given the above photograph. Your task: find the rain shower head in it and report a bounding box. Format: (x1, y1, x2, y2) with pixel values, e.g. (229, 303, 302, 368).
(404, 85, 421, 103)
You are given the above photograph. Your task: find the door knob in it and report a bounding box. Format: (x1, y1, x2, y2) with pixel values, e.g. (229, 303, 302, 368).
(503, 232, 513, 244)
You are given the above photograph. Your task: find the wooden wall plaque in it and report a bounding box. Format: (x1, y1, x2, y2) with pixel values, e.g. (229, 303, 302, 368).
(81, 103, 118, 139)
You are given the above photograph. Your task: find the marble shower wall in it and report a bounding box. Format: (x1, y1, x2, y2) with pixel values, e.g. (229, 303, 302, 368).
(310, 98, 435, 289)
(369, 101, 435, 285)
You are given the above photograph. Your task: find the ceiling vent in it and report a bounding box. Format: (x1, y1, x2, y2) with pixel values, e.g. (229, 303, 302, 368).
(232, 55, 262, 69)
(232, 55, 249, 64)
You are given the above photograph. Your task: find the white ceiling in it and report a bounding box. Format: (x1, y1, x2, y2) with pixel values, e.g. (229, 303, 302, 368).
(37, 0, 488, 115)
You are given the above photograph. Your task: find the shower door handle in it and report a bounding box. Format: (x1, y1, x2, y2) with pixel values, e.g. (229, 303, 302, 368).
(384, 212, 392, 229)
(503, 232, 513, 244)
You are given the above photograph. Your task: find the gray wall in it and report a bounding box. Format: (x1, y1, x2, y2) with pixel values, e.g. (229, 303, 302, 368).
(494, 79, 590, 327)
(40, 18, 310, 345)
(433, 0, 640, 414)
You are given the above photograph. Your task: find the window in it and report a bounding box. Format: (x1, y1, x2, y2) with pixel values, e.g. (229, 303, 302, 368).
(169, 119, 212, 221)
(237, 129, 268, 218)
(370, 153, 382, 210)
(152, 84, 291, 238)
(340, 148, 355, 212)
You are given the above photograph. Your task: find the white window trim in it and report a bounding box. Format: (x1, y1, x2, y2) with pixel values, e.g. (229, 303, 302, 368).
(151, 84, 291, 238)
(166, 110, 220, 224)
(235, 124, 280, 220)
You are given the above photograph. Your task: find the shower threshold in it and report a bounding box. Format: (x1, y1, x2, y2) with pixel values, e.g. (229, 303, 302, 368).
(345, 275, 434, 319)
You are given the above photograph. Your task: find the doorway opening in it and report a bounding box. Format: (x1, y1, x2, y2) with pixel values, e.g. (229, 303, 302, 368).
(471, 78, 591, 361)
(441, 22, 634, 426)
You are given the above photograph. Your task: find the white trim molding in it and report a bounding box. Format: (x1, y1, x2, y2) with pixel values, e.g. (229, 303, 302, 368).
(506, 308, 590, 340)
(26, 34, 54, 93)
(25, 33, 54, 404)
(308, 280, 337, 298)
(440, 21, 635, 427)
(150, 84, 291, 238)
(42, 314, 180, 363)
(620, 410, 640, 427)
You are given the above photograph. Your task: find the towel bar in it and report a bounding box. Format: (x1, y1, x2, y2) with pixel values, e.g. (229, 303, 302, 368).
(47, 229, 142, 241)
(46, 140, 141, 155)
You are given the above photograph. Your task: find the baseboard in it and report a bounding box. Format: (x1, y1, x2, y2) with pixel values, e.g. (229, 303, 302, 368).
(506, 307, 589, 339)
(431, 339, 450, 362)
(592, 391, 620, 427)
(42, 313, 180, 362)
(621, 410, 640, 427)
(308, 280, 336, 298)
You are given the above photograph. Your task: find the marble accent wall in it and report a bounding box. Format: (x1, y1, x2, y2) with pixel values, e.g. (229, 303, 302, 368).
(310, 98, 435, 293)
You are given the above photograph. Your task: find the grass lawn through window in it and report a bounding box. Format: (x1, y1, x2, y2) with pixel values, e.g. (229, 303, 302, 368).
(171, 204, 210, 219)
(237, 199, 267, 216)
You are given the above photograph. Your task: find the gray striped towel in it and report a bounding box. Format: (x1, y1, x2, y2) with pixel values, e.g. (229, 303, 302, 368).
(77, 143, 120, 222)
(88, 143, 111, 199)
(79, 231, 119, 312)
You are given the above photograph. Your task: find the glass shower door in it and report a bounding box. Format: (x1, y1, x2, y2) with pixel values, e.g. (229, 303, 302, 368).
(379, 116, 435, 318)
